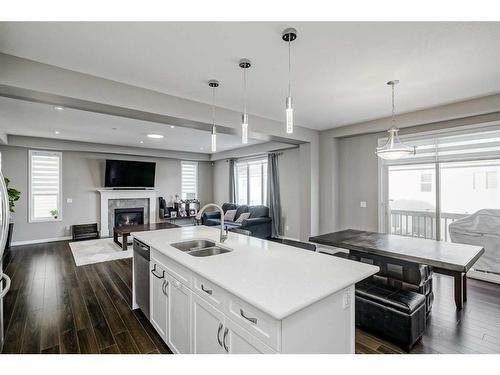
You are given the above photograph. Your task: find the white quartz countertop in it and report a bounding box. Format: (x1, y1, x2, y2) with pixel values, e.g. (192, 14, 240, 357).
(133, 226, 379, 320)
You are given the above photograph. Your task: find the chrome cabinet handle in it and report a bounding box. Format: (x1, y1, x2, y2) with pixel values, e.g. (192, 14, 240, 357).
(240, 309, 257, 324)
(223, 327, 229, 352)
(162, 279, 169, 297)
(217, 323, 223, 347)
(201, 284, 213, 295)
(151, 264, 165, 279)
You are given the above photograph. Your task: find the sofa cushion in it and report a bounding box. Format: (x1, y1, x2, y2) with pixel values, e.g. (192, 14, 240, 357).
(222, 203, 237, 214)
(234, 205, 249, 220)
(248, 205, 269, 218)
(235, 212, 251, 223)
(224, 209, 237, 222)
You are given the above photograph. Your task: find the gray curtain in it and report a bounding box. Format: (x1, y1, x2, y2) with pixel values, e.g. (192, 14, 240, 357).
(228, 159, 236, 203)
(267, 153, 282, 237)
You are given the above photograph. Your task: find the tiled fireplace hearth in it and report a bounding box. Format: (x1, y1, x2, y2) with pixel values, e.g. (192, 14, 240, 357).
(98, 189, 157, 237)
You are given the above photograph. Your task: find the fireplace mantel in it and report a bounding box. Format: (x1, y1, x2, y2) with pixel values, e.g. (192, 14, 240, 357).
(98, 189, 158, 237)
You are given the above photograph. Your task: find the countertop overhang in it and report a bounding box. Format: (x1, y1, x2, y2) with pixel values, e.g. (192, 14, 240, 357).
(133, 226, 379, 320)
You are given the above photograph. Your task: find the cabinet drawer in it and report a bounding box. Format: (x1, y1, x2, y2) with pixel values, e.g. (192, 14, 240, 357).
(228, 297, 281, 351)
(151, 249, 191, 287)
(193, 275, 228, 311)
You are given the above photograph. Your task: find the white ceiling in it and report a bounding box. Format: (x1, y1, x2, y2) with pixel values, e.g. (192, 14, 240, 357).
(0, 97, 263, 153)
(1, 22, 500, 130)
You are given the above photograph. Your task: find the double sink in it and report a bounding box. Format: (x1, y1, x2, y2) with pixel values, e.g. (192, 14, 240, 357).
(170, 239, 232, 257)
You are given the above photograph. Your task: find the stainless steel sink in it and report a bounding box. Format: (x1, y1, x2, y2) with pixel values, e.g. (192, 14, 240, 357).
(170, 239, 216, 252)
(170, 239, 232, 257)
(187, 246, 232, 257)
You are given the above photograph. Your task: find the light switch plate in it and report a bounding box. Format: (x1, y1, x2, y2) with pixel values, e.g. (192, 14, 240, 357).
(360, 201, 367, 208)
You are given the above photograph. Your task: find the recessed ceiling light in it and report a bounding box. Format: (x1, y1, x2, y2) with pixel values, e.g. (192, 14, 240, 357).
(55, 131, 60, 134)
(170, 125, 175, 129)
(54, 106, 64, 111)
(147, 134, 164, 139)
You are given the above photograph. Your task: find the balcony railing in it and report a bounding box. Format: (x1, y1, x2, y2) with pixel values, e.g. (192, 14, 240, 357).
(389, 209, 469, 241)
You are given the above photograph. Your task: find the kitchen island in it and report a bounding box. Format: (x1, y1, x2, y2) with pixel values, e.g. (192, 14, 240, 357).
(132, 226, 378, 354)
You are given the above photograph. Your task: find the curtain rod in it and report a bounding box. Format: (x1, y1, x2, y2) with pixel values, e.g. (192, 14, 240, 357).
(224, 145, 300, 162)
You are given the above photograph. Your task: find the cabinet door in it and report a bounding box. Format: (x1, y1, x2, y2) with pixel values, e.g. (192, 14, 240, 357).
(224, 319, 276, 354)
(191, 293, 226, 354)
(167, 275, 192, 354)
(150, 261, 168, 340)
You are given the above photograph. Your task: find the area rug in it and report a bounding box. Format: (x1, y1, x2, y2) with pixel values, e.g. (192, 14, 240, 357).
(69, 238, 132, 266)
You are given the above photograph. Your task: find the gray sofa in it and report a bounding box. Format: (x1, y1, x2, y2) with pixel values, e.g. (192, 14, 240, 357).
(201, 203, 272, 239)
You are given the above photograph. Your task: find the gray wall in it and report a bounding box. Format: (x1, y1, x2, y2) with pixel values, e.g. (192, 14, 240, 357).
(338, 133, 380, 231)
(0, 145, 213, 244)
(212, 148, 301, 239)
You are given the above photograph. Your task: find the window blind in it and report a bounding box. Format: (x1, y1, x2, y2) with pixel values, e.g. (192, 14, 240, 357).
(29, 150, 62, 221)
(181, 161, 198, 199)
(380, 125, 500, 166)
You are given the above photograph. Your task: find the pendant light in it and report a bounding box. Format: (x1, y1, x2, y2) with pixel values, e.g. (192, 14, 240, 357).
(239, 58, 251, 144)
(208, 79, 219, 152)
(282, 28, 297, 134)
(376, 80, 416, 160)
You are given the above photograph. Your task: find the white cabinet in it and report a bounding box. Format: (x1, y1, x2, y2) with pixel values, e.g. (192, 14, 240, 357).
(150, 261, 168, 340)
(167, 275, 192, 354)
(224, 318, 275, 354)
(192, 293, 226, 354)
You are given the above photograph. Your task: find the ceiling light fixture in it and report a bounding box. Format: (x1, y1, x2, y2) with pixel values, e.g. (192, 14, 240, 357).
(282, 28, 297, 134)
(147, 134, 164, 139)
(54, 106, 64, 111)
(54, 131, 60, 134)
(376, 80, 416, 160)
(140, 140, 144, 144)
(239, 58, 251, 144)
(208, 79, 220, 152)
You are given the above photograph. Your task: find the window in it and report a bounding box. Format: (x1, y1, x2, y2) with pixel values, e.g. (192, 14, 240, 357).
(473, 170, 498, 190)
(29, 150, 62, 222)
(487, 171, 498, 189)
(420, 173, 432, 192)
(235, 158, 267, 205)
(181, 161, 198, 199)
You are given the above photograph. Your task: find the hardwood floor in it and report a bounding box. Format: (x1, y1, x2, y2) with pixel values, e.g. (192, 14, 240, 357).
(2, 240, 500, 354)
(1, 241, 171, 354)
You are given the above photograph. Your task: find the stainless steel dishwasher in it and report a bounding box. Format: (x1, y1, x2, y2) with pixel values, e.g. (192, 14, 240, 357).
(133, 238, 150, 319)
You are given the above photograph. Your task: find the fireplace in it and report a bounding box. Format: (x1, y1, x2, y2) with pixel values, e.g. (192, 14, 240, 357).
(114, 207, 144, 227)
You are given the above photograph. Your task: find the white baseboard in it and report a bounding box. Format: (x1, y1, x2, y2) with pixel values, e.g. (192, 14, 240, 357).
(11, 236, 73, 246)
(468, 269, 500, 285)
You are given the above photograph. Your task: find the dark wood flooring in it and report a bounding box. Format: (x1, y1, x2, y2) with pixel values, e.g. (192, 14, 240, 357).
(1, 241, 171, 354)
(1, 240, 500, 354)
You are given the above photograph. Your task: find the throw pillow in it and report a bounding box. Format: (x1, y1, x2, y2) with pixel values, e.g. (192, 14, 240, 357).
(224, 209, 237, 222)
(235, 212, 251, 223)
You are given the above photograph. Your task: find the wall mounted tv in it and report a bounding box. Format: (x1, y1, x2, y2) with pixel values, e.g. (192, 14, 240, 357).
(104, 159, 156, 188)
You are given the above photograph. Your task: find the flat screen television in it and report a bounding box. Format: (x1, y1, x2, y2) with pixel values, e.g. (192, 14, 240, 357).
(105, 159, 156, 188)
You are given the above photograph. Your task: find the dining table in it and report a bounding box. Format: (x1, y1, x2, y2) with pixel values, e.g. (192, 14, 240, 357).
(309, 229, 485, 310)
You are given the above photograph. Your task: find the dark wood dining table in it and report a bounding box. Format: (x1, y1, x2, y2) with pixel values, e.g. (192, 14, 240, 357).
(309, 229, 485, 310)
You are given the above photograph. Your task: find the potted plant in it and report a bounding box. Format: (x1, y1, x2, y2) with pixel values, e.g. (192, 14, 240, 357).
(4, 178, 21, 249)
(50, 209, 59, 220)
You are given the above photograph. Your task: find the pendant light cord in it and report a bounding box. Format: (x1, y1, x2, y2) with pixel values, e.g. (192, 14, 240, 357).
(212, 86, 216, 127)
(243, 67, 247, 114)
(288, 39, 292, 97)
(391, 83, 395, 126)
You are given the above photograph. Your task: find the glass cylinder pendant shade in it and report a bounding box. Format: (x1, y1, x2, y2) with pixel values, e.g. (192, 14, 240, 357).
(242, 113, 249, 144)
(286, 96, 294, 134)
(211, 125, 217, 152)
